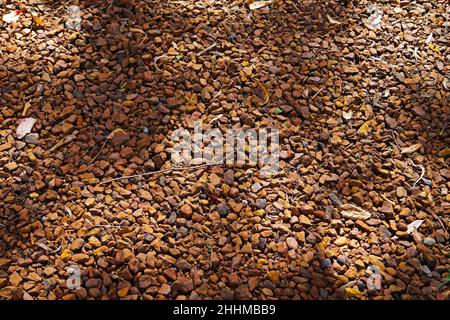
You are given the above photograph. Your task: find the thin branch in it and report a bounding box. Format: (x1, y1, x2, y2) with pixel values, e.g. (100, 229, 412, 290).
(99, 163, 220, 185)
(89, 140, 107, 164)
(197, 43, 217, 56)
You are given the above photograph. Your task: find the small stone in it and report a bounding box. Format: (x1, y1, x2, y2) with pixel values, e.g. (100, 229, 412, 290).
(240, 243, 253, 255)
(223, 170, 234, 185)
(396, 187, 407, 198)
(79, 172, 98, 184)
(380, 201, 394, 214)
(88, 237, 101, 247)
(210, 173, 221, 186)
(286, 237, 298, 250)
(228, 273, 240, 288)
(120, 147, 135, 159)
(70, 238, 85, 252)
(251, 183, 262, 193)
(117, 287, 129, 298)
(9, 272, 22, 286)
(138, 275, 153, 289)
(352, 192, 365, 206)
(328, 193, 343, 207)
(320, 258, 332, 269)
(4, 162, 18, 171)
(71, 253, 90, 264)
(23, 292, 34, 300)
(24, 133, 39, 144)
(299, 215, 311, 226)
(248, 277, 260, 291)
(158, 283, 171, 295)
(255, 199, 266, 209)
(0, 143, 12, 152)
(267, 270, 281, 285)
(355, 220, 373, 232)
(180, 203, 193, 217)
(175, 260, 191, 271)
(343, 66, 359, 74)
(217, 204, 229, 215)
(172, 276, 194, 293)
(306, 233, 317, 244)
(61, 122, 74, 134)
(166, 212, 177, 224)
(334, 237, 348, 246)
(422, 252, 437, 269)
(423, 238, 436, 247)
(300, 204, 314, 215)
(96, 37, 107, 46)
(138, 189, 152, 201)
(421, 265, 432, 277)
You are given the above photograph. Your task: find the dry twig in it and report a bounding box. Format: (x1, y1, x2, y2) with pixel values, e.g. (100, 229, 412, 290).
(197, 43, 218, 56)
(99, 163, 220, 185)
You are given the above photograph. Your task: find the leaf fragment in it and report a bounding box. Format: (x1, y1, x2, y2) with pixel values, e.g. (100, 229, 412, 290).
(358, 120, 375, 136)
(2, 10, 23, 23)
(22, 101, 31, 116)
(401, 143, 422, 154)
(16, 118, 36, 139)
(438, 148, 450, 158)
(406, 220, 424, 234)
(342, 110, 353, 120)
(249, 1, 273, 10)
(326, 14, 342, 25)
(253, 81, 270, 106)
(339, 204, 371, 221)
(32, 15, 46, 27)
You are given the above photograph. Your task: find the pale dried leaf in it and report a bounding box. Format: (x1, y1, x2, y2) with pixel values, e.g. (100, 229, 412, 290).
(2, 10, 21, 23)
(407, 220, 424, 234)
(401, 143, 422, 154)
(343, 110, 353, 120)
(249, 1, 273, 10)
(326, 14, 341, 25)
(16, 118, 36, 139)
(443, 78, 449, 90)
(339, 204, 371, 220)
(425, 32, 433, 45)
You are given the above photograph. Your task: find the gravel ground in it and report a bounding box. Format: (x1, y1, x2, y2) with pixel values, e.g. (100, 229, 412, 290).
(0, 0, 449, 300)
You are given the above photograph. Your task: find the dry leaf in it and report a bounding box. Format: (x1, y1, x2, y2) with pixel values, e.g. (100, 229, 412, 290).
(345, 287, 363, 299)
(428, 43, 439, 52)
(130, 28, 145, 34)
(16, 118, 36, 139)
(438, 148, 450, 158)
(253, 81, 270, 106)
(339, 204, 371, 220)
(358, 120, 375, 136)
(68, 31, 80, 41)
(22, 101, 31, 116)
(342, 110, 353, 120)
(46, 130, 79, 154)
(326, 14, 341, 25)
(425, 32, 433, 45)
(107, 128, 127, 140)
(32, 15, 45, 27)
(401, 143, 422, 154)
(249, 0, 273, 10)
(2, 10, 23, 23)
(406, 220, 424, 234)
